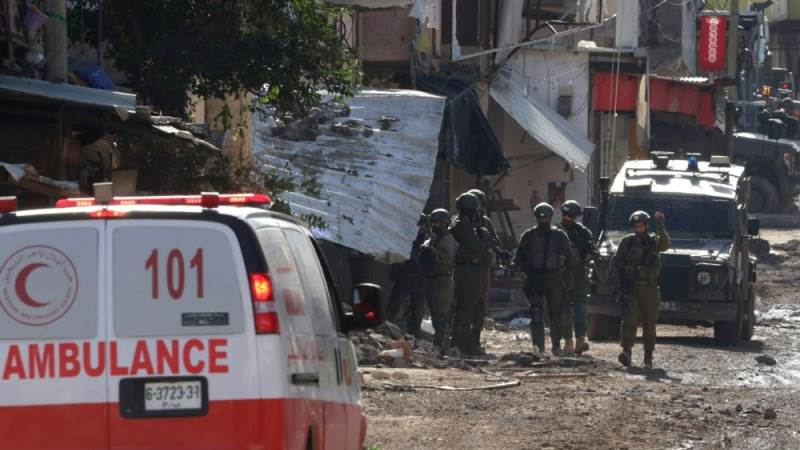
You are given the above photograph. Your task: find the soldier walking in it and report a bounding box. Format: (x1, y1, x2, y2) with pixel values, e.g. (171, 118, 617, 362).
(420, 209, 458, 353)
(386, 213, 430, 337)
(611, 210, 670, 370)
(450, 192, 492, 355)
(512, 203, 575, 355)
(558, 200, 597, 355)
(467, 188, 501, 355)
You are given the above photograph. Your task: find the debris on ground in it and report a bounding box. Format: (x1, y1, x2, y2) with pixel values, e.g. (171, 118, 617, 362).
(378, 380, 520, 392)
(755, 355, 778, 366)
(764, 408, 778, 420)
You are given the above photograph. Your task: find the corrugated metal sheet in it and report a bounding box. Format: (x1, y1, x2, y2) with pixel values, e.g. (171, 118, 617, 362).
(490, 65, 595, 169)
(0, 75, 135, 116)
(253, 89, 445, 263)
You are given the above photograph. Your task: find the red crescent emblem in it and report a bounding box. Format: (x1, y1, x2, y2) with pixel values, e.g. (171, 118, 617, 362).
(14, 263, 51, 308)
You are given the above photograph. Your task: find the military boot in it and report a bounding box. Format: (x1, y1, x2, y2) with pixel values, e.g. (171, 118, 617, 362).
(563, 338, 575, 354)
(575, 337, 590, 355)
(551, 342, 562, 356)
(618, 347, 632, 368)
(643, 349, 653, 371)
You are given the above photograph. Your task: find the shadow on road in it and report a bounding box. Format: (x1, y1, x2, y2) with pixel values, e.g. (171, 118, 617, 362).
(623, 366, 683, 382)
(655, 336, 765, 353)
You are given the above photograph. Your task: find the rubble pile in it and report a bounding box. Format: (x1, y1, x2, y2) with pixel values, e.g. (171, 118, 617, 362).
(348, 321, 447, 369)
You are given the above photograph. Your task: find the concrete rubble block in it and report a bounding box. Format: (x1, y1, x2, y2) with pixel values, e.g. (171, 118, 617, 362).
(282, 119, 321, 141)
(375, 321, 405, 340)
(764, 408, 778, 420)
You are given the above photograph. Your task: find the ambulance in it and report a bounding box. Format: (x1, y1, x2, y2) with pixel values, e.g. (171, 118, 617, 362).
(0, 186, 382, 450)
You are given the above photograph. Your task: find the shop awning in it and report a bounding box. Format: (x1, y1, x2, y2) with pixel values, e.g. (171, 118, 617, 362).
(490, 66, 595, 169)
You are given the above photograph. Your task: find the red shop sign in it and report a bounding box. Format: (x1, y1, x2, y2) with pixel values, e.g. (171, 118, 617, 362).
(698, 14, 727, 73)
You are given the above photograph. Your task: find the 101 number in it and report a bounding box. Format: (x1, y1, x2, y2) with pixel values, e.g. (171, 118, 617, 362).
(145, 249, 204, 300)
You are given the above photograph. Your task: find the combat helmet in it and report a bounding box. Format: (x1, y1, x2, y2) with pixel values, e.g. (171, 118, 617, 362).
(629, 210, 650, 225)
(468, 189, 487, 208)
(533, 202, 555, 219)
(455, 192, 480, 214)
(561, 200, 583, 217)
(429, 208, 452, 226)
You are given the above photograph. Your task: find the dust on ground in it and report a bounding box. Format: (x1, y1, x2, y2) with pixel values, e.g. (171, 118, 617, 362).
(361, 228, 800, 450)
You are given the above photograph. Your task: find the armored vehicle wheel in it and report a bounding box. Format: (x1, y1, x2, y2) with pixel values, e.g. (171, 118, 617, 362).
(748, 176, 779, 214)
(741, 286, 755, 341)
(587, 314, 618, 341)
(714, 301, 743, 346)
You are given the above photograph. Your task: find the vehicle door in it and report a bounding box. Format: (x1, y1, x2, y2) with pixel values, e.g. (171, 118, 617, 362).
(106, 220, 260, 450)
(282, 227, 350, 450)
(0, 221, 107, 450)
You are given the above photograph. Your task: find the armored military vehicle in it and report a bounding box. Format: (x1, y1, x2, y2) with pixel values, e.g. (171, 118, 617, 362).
(587, 154, 760, 346)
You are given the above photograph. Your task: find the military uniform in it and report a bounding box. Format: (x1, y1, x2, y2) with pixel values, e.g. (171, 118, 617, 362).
(386, 228, 429, 336)
(611, 224, 670, 360)
(558, 221, 596, 342)
(512, 224, 575, 353)
(471, 213, 498, 350)
(450, 212, 491, 354)
(421, 226, 458, 352)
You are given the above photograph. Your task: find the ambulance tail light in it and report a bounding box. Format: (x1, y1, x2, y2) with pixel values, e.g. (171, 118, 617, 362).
(0, 196, 17, 213)
(250, 273, 279, 334)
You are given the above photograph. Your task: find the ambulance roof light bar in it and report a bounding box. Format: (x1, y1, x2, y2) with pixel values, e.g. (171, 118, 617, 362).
(55, 193, 272, 208)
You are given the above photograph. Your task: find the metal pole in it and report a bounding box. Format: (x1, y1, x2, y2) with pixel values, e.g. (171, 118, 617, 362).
(727, 0, 740, 100)
(44, 0, 67, 83)
(97, 0, 103, 66)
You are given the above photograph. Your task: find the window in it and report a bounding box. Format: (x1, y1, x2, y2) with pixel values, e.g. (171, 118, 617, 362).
(283, 229, 337, 336)
(0, 225, 99, 339)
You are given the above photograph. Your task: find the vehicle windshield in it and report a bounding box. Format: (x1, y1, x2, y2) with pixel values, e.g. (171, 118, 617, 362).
(606, 195, 735, 236)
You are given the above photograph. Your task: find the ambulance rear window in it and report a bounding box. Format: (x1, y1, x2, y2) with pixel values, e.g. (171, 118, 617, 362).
(111, 222, 246, 337)
(0, 224, 100, 340)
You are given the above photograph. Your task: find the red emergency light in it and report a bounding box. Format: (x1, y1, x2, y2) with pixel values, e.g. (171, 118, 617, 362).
(249, 273, 279, 334)
(55, 193, 272, 209)
(0, 196, 17, 213)
(781, 82, 792, 91)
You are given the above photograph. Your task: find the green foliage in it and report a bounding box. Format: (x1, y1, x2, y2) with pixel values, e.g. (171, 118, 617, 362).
(74, 0, 360, 116)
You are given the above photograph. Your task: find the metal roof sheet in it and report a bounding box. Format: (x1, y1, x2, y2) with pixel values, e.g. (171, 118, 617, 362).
(253, 89, 445, 263)
(0, 75, 135, 115)
(489, 65, 595, 169)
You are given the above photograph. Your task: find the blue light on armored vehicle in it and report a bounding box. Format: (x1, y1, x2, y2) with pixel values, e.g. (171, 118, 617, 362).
(688, 156, 700, 171)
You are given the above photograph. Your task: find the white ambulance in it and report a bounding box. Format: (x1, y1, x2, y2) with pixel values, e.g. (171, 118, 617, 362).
(0, 189, 382, 450)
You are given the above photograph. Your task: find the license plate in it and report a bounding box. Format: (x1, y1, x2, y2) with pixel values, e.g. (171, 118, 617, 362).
(144, 381, 203, 411)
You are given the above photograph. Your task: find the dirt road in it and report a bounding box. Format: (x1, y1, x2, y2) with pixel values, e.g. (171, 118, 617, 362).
(362, 229, 800, 450)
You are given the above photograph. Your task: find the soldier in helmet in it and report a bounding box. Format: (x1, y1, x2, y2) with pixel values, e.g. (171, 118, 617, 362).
(512, 202, 575, 355)
(611, 210, 670, 370)
(450, 192, 492, 355)
(386, 213, 431, 337)
(420, 208, 458, 353)
(558, 200, 597, 355)
(467, 188, 500, 354)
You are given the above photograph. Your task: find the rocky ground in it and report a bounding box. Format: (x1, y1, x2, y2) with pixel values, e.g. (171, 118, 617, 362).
(359, 228, 800, 450)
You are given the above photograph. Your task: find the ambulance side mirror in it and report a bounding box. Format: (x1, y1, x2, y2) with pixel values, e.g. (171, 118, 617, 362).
(344, 283, 383, 331)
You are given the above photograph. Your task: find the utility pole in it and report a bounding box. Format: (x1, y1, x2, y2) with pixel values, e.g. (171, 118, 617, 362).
(44, 0, 67, 83)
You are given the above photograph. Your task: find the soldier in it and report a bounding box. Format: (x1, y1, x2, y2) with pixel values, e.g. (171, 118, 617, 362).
(512, 203, 575, 355)
(450, 192, 492, 355)
(611, 210, 670, 370)
(386, 213, 430, 337)
(467, 188, 499, 355)
(558, 200, 597, 355)
(420, 208, 458, 353)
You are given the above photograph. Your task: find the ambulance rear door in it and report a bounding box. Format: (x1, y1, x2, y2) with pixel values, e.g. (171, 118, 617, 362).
(0, 221, 108, 450)
(106, 219, 262, 450)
